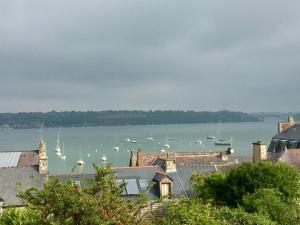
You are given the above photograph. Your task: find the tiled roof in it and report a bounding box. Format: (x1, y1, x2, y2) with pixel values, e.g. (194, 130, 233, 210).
(18, 150, 39, 167)
(268, 149, 300, 170)
(145, 152, 251, 167)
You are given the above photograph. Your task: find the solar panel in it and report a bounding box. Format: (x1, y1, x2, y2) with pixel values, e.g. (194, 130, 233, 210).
(138, 180, 149, 191)
(125, 179, 139, 195)
(0, 152, 22, 168)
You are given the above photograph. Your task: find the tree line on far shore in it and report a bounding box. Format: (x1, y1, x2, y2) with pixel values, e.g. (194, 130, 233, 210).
(0, 110, 262, 128)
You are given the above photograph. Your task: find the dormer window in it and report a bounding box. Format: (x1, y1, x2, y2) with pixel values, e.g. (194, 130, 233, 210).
(153, 172, 173, 198)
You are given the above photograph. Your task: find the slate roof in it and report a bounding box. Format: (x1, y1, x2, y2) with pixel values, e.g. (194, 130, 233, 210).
(0, 167, 45, 207)
(49, 173, 96, 188)
(0, 149, 41, 207)
(114, 165, 217, 198)
(273, 124, 300, 141)
(268, 124, 300, 153)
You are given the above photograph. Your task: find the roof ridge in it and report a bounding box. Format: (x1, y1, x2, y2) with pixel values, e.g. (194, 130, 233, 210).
(49, 172, 96, 177)
(113, 165, 159, 169)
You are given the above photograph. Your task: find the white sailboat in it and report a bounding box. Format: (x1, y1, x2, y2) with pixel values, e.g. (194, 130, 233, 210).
(55, 132, 62, 157)
(212, 122, 232, 146)
(113, 135, 119, 151)
(206, 126, 216, 139)
(146, 132, 154, 141)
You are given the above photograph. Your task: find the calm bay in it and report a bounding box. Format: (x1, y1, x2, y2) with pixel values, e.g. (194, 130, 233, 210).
(0, 118, 278, 174)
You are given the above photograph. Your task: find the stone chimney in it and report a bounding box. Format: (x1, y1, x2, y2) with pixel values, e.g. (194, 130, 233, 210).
(129, 150, 136, 167)
(164, 153, 177, 173)
(38, 136, 48, 175)
(253, 140, 267, 163)
(136, 147, 143, 166)
(278, 116, 295, 133)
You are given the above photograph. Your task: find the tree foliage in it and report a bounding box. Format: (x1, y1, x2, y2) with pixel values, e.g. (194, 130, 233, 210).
(154, 199, 224, 225)
(191, 161, 300, 206)
(242, 188, 299, 225)
(8, 165, 147, 225)
(191, 161, 300, 225)
(153, 198, 277, 225)
(0, 207, 43, 225)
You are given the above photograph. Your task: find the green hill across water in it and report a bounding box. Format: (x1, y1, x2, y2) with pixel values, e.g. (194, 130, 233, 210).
(0, 110, 262, 128)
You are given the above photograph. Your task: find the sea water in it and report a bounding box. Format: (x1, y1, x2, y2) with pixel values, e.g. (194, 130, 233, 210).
(0, 118, 278, 174)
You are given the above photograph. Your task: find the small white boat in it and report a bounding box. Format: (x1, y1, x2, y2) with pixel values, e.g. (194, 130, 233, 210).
(77, 160, 85, 165)
(101, 154, 107, 161)
(168, 138, 173, 141)
(207, 136, 216, 140)
(56, 151, 62, 157)
(146, 137, 154, 141)
(114, 135, 120, 151)
(126, 138, 131, 142)
(195, 140, 202, 144)
(214, 139, 231, 146)
(146, 132, 154, 141)
(163, 144, 170, 148)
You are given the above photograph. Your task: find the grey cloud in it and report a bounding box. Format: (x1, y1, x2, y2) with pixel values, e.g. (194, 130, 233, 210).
(0, 0, 300, 112)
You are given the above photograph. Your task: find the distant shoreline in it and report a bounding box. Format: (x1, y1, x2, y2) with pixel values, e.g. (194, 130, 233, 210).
(0, 110, 263, 129)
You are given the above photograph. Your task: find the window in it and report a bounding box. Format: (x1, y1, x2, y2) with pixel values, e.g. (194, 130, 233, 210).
(161, 183, 170, 197)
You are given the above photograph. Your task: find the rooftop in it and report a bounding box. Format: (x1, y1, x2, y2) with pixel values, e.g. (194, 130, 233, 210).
(0, 166, 44, 207)
(0, 150, 39, 169)
(273, 124, 300, 141)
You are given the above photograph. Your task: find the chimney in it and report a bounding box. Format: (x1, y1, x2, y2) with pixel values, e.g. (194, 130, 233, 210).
(129, 150, 136, 167)
(164, 153, 177, 173)
(278, 116, 295, 133)
(38, 138, 48, 175)
(253, 140, 267, 163)
(136, 147, 143, 166)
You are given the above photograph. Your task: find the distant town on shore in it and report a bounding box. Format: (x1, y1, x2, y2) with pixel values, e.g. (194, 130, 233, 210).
(0, 110, 293, 129)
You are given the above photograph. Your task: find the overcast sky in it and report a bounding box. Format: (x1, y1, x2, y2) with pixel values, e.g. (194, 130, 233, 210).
(0, 1, 299, 113)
